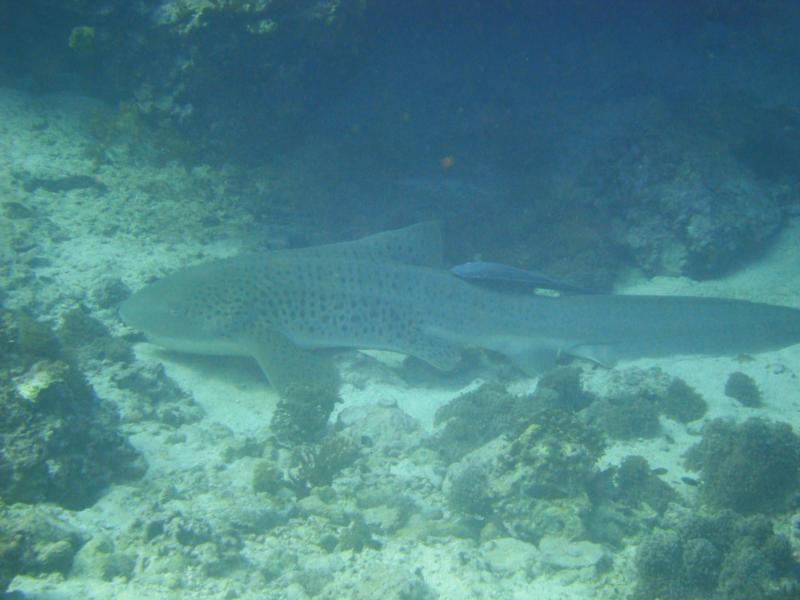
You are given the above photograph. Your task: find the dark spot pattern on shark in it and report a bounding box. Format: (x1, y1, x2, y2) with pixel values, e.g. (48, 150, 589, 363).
(120, 223, 800, 394)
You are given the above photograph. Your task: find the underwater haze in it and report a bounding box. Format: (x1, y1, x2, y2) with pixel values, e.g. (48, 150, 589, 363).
(2, 1, 800, 599)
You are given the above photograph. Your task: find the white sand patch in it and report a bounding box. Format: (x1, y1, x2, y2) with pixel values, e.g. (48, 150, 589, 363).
(337, 374, 481, 432)
(134, 344, 277, 438)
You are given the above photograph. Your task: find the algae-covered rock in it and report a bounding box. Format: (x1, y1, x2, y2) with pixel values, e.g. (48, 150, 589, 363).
(431, 370, 594, 464)
(112, 358, 202, 427)
(91, 277, 131, 309)
(0, 309, 60, 370)
(613, 455, 679, 515)
(430, 382, 532, 463)
(506, 409, 606, 500)
(606, 132, 782, 279)
(501, 411, 604, 540)
(252, 460, 287, 496)
(447, 465, 494, 519)
(535, 366, 597, 412)
(138, 509, 246, 580)
(335, 400, 422, 453)
(589, 393, 661, 440)
(481, 537, 541, 577)
(661, 378, 707, 423)
(582, 454, 681, 547)
(297, 552, 347, 596)
(724, 371, 762, 407)
(291, 433, 362, 492)
(0, 503, 86, 593)
(587, 368, 706, 440)
(70, 534, 136, 581)
(538, 534, 607, 571)
(0, 310, 145, 510)
(685, 418, 800, 515)
(112, 361, 203, 426)
(56, 304, 133, 366)
(326, 563, 434, 599)
(337, 513, 382, 553)
(446, 408, 606, 543)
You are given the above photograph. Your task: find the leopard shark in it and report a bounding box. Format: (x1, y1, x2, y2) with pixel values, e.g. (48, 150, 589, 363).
(120, 223, 800, 394)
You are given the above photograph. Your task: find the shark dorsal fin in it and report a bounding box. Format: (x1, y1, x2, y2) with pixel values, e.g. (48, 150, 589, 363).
(351, 221, 444, 267)
(283, 222, 444, 268)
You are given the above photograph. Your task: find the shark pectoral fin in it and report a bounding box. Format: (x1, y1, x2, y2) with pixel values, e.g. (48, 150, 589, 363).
(243, 330, 340, 397)
(565, 343, 619, 368)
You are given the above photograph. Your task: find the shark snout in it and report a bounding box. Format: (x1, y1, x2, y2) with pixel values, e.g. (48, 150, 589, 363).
(118, 294, 143, 329)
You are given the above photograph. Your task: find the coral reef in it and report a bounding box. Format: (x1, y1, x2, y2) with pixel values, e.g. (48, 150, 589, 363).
(588, 393, 661, 440)
(584, 455, 680, 547)
(507, 409, 606, 500)
(437, 367, 711, 547)
(270, 380, 341, 444)
(56, 304, 132, 366)
(253, 432, 361, 500)
(594, 116, 783, 278)
(685, 418, 800, 514)
(634, 505, 800, 599)
(0, 310, 145, 510)
(112, 362, 205, 426)
(661, 378, 708, 423)
(444, 407, 606, 543)
(430, 382, 537, 463)
(292, 434, 362, 491)
(613, 455, 679, 515)
(0, 504, 86, 594)
(724, 371, 762, 407)
(586, 368, 707, 440)
(431, 368, 594, 463)
(536, 366, 597, 412)
(447, 465, 494, 519)
(497, 411, 604, 541)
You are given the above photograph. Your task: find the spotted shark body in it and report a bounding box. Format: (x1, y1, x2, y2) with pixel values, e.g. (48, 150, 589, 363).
(120, 223, 800, 393)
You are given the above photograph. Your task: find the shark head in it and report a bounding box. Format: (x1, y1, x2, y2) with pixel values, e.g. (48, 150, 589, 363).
(119, 261, 250, 356)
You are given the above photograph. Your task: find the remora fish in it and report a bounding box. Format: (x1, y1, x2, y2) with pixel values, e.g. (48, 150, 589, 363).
(120, 223, 800, 393)
(450, 261, 597, 294)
